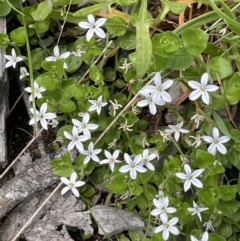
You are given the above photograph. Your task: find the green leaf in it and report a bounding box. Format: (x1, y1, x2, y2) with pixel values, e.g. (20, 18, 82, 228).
(42, 60, 64, 78)
(181, 28, 208, 55)
(152, 32, 180, 57)
(209, 233, 226, 241)
(118, 31, 136, 50)
(197, 185, 219, 205)
(81, 184, 95, 198)
(73, 2, 111, 17)
(31, 48, 44, 70)
(0, 1, 11, 16)
(128, 230, 142, 241)
(128, 182, 142, 196)
(57, 97, 76, 113)
(143, 184, 157, 200)
(161, 0, 187, 14)
(0, 33, 9, 48)
(166, 48, 193, 70)
(105, 17, 126, 36)
(89, 64, 104, 85)
(208, 0, 240, 36)
(62, 78, 77, 98)
(123, 112, 139, 125)
(71, 84, 90, 101)
(196, 149, 215, 168)
(65, 55, 83, 73)
(207, 162, 225, 176)
(57, 125, 72, 139)
(107, 174, 128, 194)
(10, 27, 26, 46)
(53, 167, 74, 177)
(226, 72, 240, 105)
(136, 194, 148, 210)
(228, 148, 240, 170)
(35, 19, 50, 34)
(135, 0, 152, 78)
(218, 224, 232, 239)
(36, 72, 59, 90)
(31, 0, 53, 21)
(217, 200, 240, 216)
(212, 111, 231, 137)
(219, 185, 237, 201)
(103, 67, 116, 82)
(209, 57, 233, 79)
(165, 178, 182, 194)
(136, 171, 154, 184)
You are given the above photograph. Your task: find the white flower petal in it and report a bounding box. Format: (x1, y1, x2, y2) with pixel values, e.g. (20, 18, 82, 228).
(201, 72, 209, 86)
(72, 187, 80, 197)
(95, 28, 106, 39)
(61, 186, 70, 195)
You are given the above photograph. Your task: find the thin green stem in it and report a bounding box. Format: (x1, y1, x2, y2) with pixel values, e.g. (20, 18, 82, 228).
(21, 2, 37, 133)
(124, 131, 134, 153)
(143, 198, 152, 239)
(104, 192, 113, 205)
(168, 135, 184, 155)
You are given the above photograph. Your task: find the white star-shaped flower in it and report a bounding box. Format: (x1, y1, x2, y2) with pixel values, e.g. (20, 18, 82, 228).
(64, 126, 89, 152)
(78, 14, 107, 42)
(203, 127, 230, 155)
(151, 197, 177, 219)
(109, 99, 122, 116)
(119, 119, 134, 132)
(20, 67, 29, 80)
(60, 172, 85, 198)
(4, 48, 23, 68)
(81, 141, 102, 165)
(137, 90, 158, 115)
(118, 59, 132, 73)
(191, 114, 204, 129)
(175, 164, 205, 192)
(203, 219, 214, 231)
(191, 231, 209, 241)
(29, 103, 57, 130)
(188, 72, 219, 105)
(165, 121, 189, 141)
(24, 81, 46, 101)
(188, 201, 209, 222)
(88, 95, 108, 115)
(141, 149, 157, 171)
(49, 119, 59, 128)
(72, 113, 98, 138)
(119, 153, 147, 180)
(142, 72, 173, 105)
(45, 45, 70, 69)
(154, 215, 179, 241)
(190, 134, 202, 148)
(99, 150, 121, 172)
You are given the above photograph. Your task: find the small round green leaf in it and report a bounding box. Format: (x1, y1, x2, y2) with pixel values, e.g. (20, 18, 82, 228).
(10, 27, 26, 46)
(152, 32, 180, 57)
(57, 97, 76, 113)
(118, 31, 136, 50)
(181, 28, 208, 55)
(36, 72, 59, 90)
(105, 17, 126, 36)
(0, 1, 11, 16)
(209, 57, 233, 79)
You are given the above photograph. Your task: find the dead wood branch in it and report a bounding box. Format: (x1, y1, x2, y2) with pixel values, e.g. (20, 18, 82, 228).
(0, 189, 92, 241)
(0, 147, 76, 219)
(0, 17, 8, 169)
